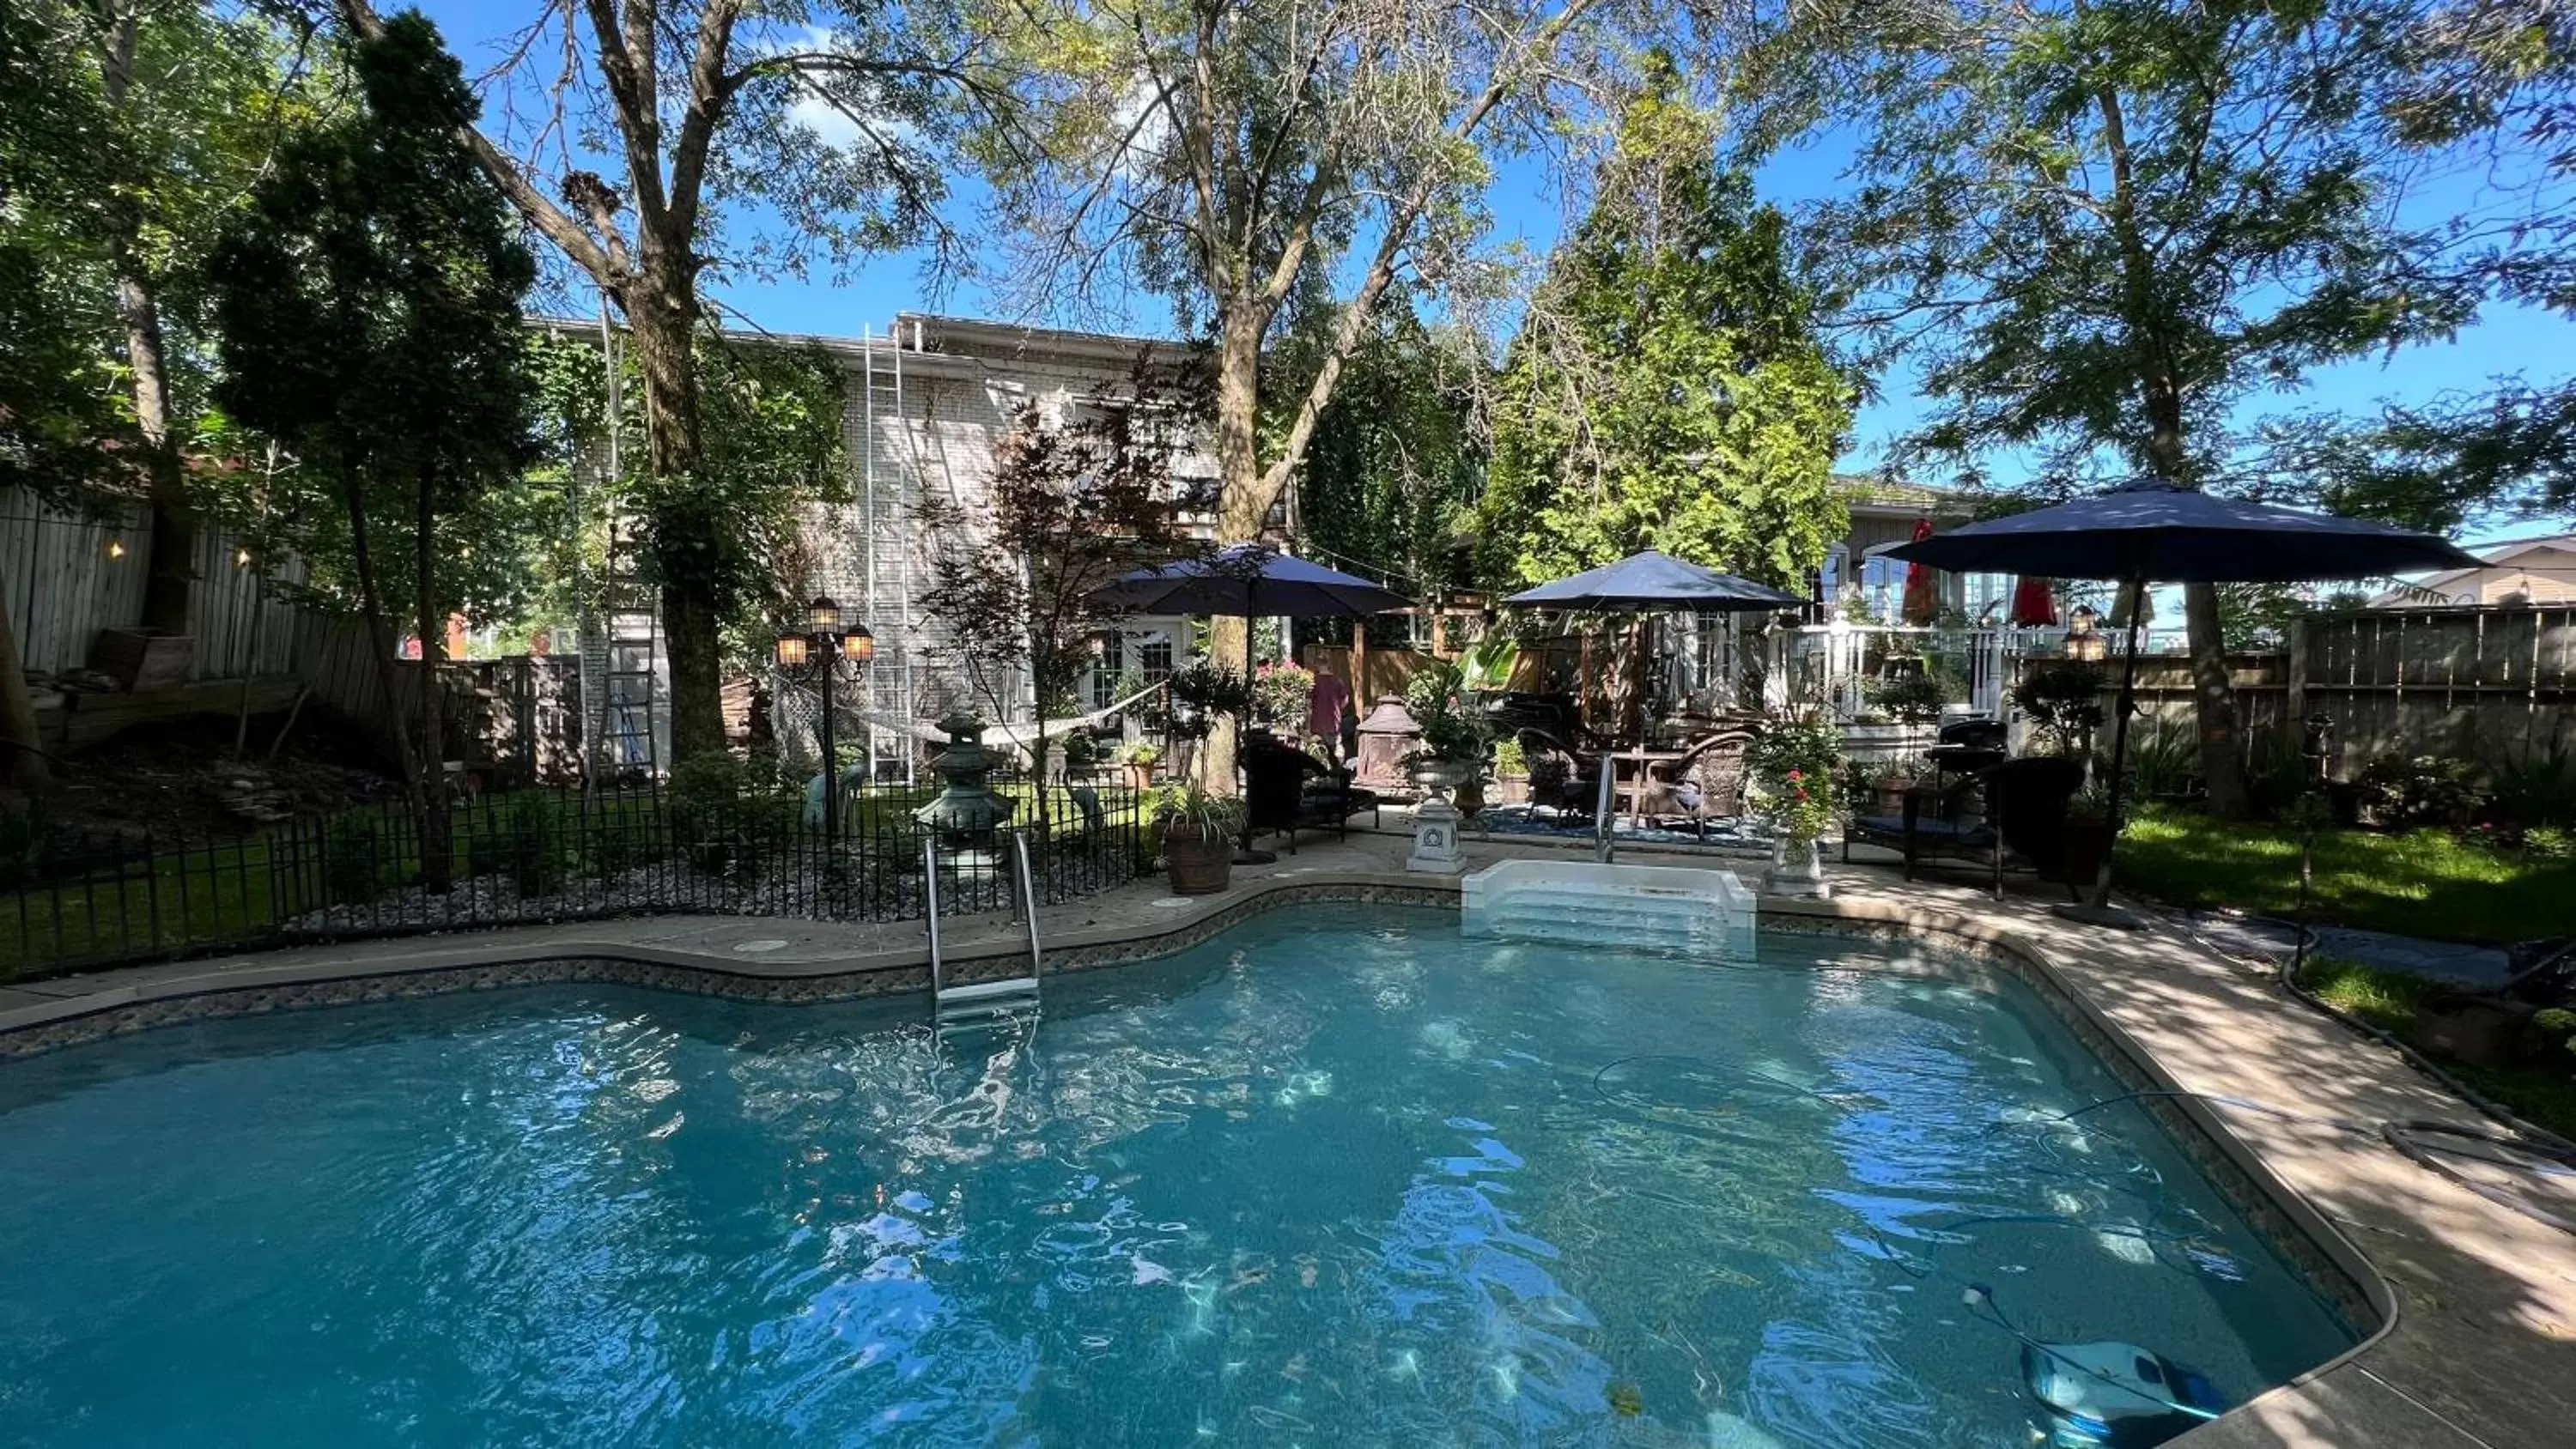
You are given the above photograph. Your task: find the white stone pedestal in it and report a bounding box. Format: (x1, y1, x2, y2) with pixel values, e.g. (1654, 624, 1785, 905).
(1407, 797, 1467, 874)
(1762, 835, 1832, 899)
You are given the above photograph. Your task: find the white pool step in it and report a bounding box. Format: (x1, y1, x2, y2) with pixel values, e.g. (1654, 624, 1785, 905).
(1460, 859, 1756, 962)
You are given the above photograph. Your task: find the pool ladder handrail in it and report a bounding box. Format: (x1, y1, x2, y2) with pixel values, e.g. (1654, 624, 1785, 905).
(924, 832, 1045, 1026)
(1595, 753, 1616, 864)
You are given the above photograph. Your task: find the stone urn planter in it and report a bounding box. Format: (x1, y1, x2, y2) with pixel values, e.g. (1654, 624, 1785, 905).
(1764, 834, 1832, 899)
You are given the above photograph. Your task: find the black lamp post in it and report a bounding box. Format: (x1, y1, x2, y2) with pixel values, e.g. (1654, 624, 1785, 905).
(775, 595, 874, 845)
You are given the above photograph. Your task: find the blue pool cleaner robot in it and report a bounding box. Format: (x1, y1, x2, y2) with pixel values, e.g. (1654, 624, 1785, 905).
(1964, 1284, 2228, 1447)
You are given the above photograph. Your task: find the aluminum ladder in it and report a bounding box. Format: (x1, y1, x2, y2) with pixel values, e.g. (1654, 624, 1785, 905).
(926, 833, 1044, 1027)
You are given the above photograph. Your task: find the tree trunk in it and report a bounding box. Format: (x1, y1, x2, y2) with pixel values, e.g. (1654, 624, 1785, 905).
(1202, 304, 1271, 793)
(2181, 582, 2245, 812)
(100, 8, 195, 639)
(630, 248, 726, 765)
(2096, 76, 2249, 815)
(414, 472, 452, 892)
(342, 480, 429, 862)
(0, 554, 52, 794)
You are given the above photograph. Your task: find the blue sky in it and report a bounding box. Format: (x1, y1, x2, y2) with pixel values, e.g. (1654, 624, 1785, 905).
(417, 0, 2574, 541)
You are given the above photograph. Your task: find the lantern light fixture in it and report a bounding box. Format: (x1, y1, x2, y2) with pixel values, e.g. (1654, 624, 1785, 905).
(2063, 603, 2108, 664)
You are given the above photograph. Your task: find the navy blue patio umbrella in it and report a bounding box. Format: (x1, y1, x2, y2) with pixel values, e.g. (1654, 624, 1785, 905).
(1885, 479, 2481, 924)
(1503, 549, 1806, 613)
(1086, 543, 1413, 619)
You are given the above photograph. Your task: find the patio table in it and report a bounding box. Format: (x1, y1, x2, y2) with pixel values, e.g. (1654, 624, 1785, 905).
(1608, 749, 1692, 828)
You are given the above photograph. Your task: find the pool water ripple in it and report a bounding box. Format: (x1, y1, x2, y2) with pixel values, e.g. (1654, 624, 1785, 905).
(0, 905, 2355, 1446)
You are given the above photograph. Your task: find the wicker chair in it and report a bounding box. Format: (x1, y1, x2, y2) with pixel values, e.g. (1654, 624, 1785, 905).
(1517, 729, 1601, 820)
(1649, 731, 1756, 835)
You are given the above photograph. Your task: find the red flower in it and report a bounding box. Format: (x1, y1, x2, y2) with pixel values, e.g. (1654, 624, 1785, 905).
(1786, 768, 1804, 782)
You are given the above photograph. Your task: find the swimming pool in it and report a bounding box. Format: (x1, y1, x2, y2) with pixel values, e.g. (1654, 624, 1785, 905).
(0, 904, 2360, 1446)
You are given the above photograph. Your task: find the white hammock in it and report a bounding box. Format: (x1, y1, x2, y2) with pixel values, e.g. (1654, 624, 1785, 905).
(830, 680, 1169, 759)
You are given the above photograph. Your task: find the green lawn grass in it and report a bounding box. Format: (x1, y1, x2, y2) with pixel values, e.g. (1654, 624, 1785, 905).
(2299, 957, 2576, 1141)
(2117, 807, 2576, 944)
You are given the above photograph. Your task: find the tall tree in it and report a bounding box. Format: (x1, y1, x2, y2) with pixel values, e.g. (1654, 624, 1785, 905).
(1478, 56, 1854, 593)
(0, 0, 131, 790)
(331, 0, 992, 764)
(1747, 0, 2485, 814)
(990, 0, 1643, 777)
(1288, 303, 1484, 600)
(208, 9, 538, 886)
(90, 0, 295, 636)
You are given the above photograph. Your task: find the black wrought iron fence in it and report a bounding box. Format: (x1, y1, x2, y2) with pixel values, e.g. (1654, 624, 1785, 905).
(0, 776, 1151, 982)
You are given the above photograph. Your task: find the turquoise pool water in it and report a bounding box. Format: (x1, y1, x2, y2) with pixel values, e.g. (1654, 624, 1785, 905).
(0, 906, 2357, 1446)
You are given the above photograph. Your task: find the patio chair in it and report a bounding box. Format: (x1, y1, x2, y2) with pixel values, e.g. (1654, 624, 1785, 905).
(1649, 731, 1756, 838)
(1517, 729, 1601, 820)
(1242, 733, 1377, 852)
(1842, 755, 2085, 899)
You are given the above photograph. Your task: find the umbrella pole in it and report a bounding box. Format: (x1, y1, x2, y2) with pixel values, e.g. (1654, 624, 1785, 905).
(2057, 577, 2147, 931)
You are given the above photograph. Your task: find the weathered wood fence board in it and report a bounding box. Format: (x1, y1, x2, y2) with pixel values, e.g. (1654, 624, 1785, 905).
(2092, 607, 2576, 770)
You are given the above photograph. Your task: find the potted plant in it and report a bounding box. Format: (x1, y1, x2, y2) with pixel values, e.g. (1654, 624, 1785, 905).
(1870, 756, 1925, 815)
(2010, 661, 2108, 755)
(1116, 740, 1163, 790)
(1747, 710, 1844, 897)
(1401, 660, 1494, 815)
(2062, 780, 2117, 890)
(1149, 781, 1244, 894)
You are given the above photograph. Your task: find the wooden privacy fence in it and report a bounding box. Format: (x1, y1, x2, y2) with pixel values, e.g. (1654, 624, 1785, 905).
(1, 488, 313, 681)
(2069, 606, 2576, 770)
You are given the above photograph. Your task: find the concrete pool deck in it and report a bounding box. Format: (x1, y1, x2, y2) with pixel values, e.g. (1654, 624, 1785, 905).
(3, 828, 2568, 1448)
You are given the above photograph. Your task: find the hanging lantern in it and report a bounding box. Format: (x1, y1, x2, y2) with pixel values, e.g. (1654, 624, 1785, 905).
(775, 632, 811, 669)
(841, 625, 875, 664)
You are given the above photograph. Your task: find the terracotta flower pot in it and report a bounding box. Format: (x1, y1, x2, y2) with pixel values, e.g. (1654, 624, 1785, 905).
(1163, 825, 1232, 894)
(1123, 762, 1157, 791)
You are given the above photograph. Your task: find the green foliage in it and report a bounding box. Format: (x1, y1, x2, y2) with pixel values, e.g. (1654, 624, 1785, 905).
(1864, 670, 1947, 725)
(1115, 740, 1163, 767)
(1145, 781, 1245, 839)
(524, 326, 850, 672)
(1287, 304, 1484, 597)
(665, 752, 794, 870)
(1402, 659, 1493, 767)
(2488, 743, 2576, 829)
(1252, 661, 1315, 732)
(1747, 708, 1843, 840)
(2354, 754, 2489, 828)
(0, 802, 54, 889)
(1754, 0, 2478, 493)
(467, 793, 570, 897)
(1480, 59, 1853, 592)
(322, 810, 399, 906)
(205, 12, 538, 645)
(1163, 663, 1252, 740)
(2011, 662, 2108, 753)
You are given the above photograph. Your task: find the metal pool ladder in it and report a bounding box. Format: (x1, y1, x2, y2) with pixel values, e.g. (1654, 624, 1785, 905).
(1595, 753, 1617, 863)
(924, 833, 1045, 1028)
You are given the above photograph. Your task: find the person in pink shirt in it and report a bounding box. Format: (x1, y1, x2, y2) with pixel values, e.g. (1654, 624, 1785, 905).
(1309, 668, 1353, 764)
